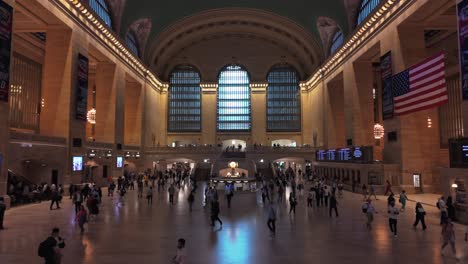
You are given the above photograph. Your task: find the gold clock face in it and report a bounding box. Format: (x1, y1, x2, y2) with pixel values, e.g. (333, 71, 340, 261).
(229, 161, 238, 169)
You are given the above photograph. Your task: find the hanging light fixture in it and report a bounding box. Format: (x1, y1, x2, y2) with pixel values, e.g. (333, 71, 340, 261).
(87, 108, 97, 124)
(374, 123, 385, 139)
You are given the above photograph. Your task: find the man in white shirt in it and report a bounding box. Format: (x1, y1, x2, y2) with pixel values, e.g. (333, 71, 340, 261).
(173, 238, 186, 264)
(388, 201, 399, 237)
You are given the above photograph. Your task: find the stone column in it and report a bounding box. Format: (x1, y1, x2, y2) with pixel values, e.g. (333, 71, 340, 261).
(94, 62, 117, 143)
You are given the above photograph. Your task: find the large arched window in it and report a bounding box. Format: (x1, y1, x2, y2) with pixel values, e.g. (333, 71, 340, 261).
(330, 30, 344, 55)
(217, 65, 251, 132)
(89, 0, 112, 28)
(357, 0, 383, 26)
(125, 31, 140, 57)
(168, 65, 202, 132)
(266, 64, 301, 132)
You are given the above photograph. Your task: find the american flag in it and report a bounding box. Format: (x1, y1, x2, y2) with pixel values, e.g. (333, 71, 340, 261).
(392, 52, 448, 116)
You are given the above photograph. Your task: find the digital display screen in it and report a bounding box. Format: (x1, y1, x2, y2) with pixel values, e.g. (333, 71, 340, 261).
(72, 156, 83, 171)
(116, 156, 123, 168)
(338, 148, 351, 161)
(462, 145, 468, 163)
(316, 150, 326, 161)
(327, 149, 336, 161)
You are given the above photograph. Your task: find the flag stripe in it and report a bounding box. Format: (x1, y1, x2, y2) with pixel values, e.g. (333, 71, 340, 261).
(392, 52, 448, 116)
(395, 87, 447, 108)
(395, 97, 448, 115)
(394, 78, 446, 102)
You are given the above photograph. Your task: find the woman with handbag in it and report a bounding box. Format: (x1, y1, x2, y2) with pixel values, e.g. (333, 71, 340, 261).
(413, 202, 427, 230)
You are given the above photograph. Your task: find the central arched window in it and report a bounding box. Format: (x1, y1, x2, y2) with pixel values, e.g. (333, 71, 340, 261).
(168, 65, 202, 132)
(330, 30, 344, 55)
(267, 64, 301, 132)
(217, 65, 251, 132)
(89, 0, 112, 28)
(357, 0, 383, 26)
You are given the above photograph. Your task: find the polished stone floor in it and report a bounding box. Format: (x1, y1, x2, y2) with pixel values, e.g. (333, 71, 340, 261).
(0, 183, 467, 264)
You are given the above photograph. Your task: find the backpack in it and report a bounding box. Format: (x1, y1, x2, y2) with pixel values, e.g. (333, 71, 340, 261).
(436, 200, 440, 209)
(362, 203, 368, 213)
(38, 239, 51, 258)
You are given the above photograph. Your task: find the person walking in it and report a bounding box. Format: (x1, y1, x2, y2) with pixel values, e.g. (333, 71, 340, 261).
(438, 196, 448, 225)
(399, 190, 408, 211)
(388, 201, 399, 237)
(323, 187, 330, 207)
(361, 184, 368, 201)
(172, 238, 186, 264)
(384, 180, 393, 195)
(307, 188, 315, 207)
(50, 188, 61, 210)
(72, 190, 83, 214)
(329, 194, 338, 218)
(447, 196, 456, 221)
(0, 197, 6, 230)
(187, 191, 194, 212)
(362, 199, 376, 230)
(168, 184, 176, 205)
(369, 184, 377, 200)
(137, 180, 143, 198)
(226, 185, 234, 209)
(387, 193, 395, 206)
(289, 191, 297, 214)
(210, 200, 223, 227)
(267, 202, 277, 235)
(75, 205, 87, 234)
(146, 186, 153, 205)
(38, 227, 65, 264)
(413, 202, 427, 230)
(441, 218, 457, 258)
(108, 181, 116, 198)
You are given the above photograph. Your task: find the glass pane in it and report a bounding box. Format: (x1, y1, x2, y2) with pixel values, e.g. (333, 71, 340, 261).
(266, 64, 301, 132)
(168, 65, 202, 132)
(89, 0, 112, 28)
(217, 65, 251, 132)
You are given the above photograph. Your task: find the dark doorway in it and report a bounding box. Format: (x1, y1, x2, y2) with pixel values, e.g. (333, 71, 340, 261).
(51, 170, 59, 185)
(103, 165, 108, 179)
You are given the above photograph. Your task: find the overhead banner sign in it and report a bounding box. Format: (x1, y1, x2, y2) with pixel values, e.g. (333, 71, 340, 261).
(0, 1, 13, 102)
(76, 54, 89, 120)
(458, 0, 468, 100)
(380, 51, 393, 119)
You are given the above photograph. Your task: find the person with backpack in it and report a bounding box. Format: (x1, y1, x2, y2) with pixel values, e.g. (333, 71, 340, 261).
(362, 198, 376, 230)
(437, 196, 448, 225)
(75, 205, 87, 234)
(413, 202, 427, 230)
(369, 184, 377, 200)
(38, 227, 65, 264)
(388, 201, 399, 237)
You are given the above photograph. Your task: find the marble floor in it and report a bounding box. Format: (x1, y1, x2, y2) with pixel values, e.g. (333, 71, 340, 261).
(0, 183, 467, 264)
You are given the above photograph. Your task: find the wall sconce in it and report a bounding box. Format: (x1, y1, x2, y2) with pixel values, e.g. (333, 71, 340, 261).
(427, 117, 432, 128)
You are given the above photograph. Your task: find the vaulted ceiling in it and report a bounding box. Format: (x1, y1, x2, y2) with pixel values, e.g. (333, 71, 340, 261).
(106, 0, 364, 81)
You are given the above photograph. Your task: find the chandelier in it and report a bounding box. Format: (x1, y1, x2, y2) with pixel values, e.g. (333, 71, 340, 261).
(87, 108, 96, 124)
(374, 123, 384, 139)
